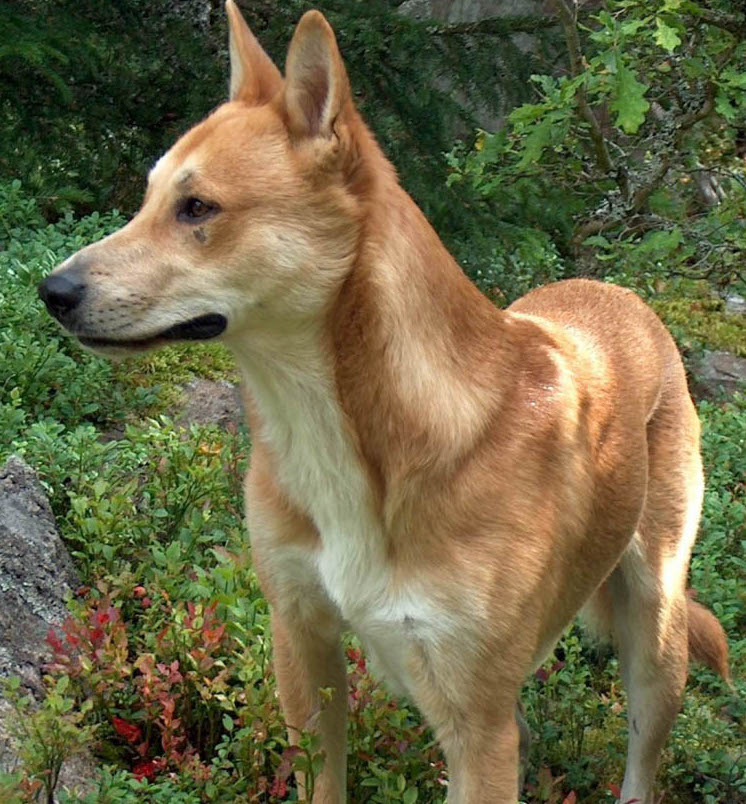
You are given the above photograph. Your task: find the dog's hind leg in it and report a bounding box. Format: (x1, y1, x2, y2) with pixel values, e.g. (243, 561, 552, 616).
(608, 396, 705, 804)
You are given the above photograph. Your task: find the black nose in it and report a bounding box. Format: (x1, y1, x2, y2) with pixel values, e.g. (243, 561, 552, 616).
(38, 270, 86, 321)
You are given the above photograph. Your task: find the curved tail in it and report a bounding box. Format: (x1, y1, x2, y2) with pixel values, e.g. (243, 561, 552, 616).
(687, 595, 731, 682)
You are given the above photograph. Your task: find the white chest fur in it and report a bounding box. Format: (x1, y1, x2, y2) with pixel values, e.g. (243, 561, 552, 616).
(239, 342, 442, 693)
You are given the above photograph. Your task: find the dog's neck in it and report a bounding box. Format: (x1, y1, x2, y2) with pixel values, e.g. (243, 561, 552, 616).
(232, 158, 509, 500)
(331, 175, 509, 480)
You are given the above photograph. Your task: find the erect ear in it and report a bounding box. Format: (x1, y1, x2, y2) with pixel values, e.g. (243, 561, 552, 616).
(282, 10, 351, 139)
(226, 0, 282, 104)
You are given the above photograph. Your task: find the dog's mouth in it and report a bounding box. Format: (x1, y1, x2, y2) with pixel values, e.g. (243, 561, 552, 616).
(78, 313, 228, 351)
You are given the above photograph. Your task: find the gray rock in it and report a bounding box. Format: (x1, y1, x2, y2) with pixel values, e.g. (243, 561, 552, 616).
(690, 350, 746, 400)
(0, 456, 78, 692)
(723, 293, 746, 317)
(399, 0, 557, 131)
(400, 0, 544, 23)
(0, 457, 96, 798)
(178, 378, 244, 430)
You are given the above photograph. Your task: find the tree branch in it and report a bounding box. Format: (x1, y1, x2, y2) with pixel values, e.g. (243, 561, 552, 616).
(692, 6, 746, 38)
(552, 0, 628, 198)
(632, 82, 716, 201)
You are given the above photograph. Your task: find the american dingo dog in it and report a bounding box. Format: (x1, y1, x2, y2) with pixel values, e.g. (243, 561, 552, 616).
(39, 3, 730, 801)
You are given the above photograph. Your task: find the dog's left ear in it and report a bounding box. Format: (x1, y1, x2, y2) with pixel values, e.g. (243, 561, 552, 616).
(226, 0, 282, 104)
(282, 10, 351, 140)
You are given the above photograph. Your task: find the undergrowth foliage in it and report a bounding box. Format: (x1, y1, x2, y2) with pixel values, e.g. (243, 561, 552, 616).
(1, 151, 744, 801)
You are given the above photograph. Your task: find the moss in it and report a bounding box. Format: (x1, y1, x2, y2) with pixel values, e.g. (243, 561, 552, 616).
(113, 342, 238, 414)
(650, 285, 746, 358)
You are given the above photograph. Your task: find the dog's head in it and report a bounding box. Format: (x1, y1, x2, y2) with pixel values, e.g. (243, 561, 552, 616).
(39, 2, 377, 357)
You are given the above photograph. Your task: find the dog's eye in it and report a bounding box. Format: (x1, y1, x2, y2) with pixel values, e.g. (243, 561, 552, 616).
(179, 197, 215, 221)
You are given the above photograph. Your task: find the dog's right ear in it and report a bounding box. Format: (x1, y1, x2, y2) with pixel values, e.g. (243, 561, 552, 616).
(226, 0, 282, 104)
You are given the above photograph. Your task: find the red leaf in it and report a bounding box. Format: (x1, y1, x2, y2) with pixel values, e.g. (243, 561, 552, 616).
(132, 759, 157, 780)
(203, 624, 225, 645)
(562, 794, 577, 804)
(89, 627, 105, 644)
(113, 716, 142, 743)
(46, 627, 64, 654)
(269, 777, 288, 798)
(609, 783, 622, 797)
(65, 631, 80, 648)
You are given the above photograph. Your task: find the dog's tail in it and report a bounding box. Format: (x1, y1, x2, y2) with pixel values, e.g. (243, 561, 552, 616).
(687, 594, 731, 682)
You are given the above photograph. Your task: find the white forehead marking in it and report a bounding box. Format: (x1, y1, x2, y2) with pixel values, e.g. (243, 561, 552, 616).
(148, 150, 173, 183)
(147, 152, 199, 188)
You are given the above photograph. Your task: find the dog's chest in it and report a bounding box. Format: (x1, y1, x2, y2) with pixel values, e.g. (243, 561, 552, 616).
(248, 366, 440, 691)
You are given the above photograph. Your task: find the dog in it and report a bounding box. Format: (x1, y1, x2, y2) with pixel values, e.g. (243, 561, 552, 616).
(39, 3, 730, 801)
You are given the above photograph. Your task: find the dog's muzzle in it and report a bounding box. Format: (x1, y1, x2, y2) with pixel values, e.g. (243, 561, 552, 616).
(39, 264, 228, 349)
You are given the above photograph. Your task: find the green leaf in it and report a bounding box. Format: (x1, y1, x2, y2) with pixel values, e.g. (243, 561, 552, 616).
(639, 227, 682, 255)
(509, 103, 547, 125)
(403, 789, 418, 804)
(621, 18, 649, 36)
(610, 62, 650, 133)
(515, 118, 553, 170)
(583, 235, 611, 248)
(715, 92, 738, 122)
(655, 18, 682, 53)
(222, 714, 234, 733)
(165, 541, 181, 562)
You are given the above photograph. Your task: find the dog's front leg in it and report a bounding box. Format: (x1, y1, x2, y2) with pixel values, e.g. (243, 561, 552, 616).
(440, 711, 521, 803)
(246, 458, 347, 802)
(271, 607, 347, 802)
(407, 634, 524, 803)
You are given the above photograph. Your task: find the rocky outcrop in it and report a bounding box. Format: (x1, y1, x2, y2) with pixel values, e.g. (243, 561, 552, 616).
(0, 456, 78, 693)
(399, 0, 552, 130)
(690, 350, 746, 400)
(723, 293, 746, 317)
(400, 0, 546, 23)
(178, 378, 244, 430)
(0, 456, 96, 797)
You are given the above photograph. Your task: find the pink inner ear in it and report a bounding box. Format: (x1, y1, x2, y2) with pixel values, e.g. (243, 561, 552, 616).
(299, 66, 330, 135)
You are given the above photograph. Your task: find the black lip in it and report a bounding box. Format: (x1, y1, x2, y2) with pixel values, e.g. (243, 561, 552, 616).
(78, 313, 227, 349)
(160, 313, 227, 341)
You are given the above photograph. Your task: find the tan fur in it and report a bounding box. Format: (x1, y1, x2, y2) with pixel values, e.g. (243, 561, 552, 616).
(687, 594, 731, 680)
(41, 4, 730, 802)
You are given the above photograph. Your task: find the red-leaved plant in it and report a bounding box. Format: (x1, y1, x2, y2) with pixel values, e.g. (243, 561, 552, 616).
(44, 588, 302, 798)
